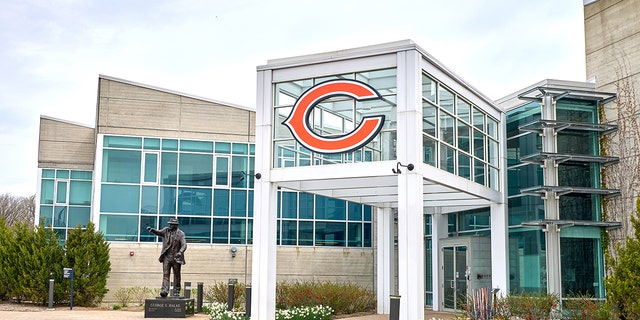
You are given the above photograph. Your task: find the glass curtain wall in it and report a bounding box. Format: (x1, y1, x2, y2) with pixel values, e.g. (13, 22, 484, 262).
(39, 169, 93, 241)
(422, 73, 500, 191)
(506, 99, 606, 297)
(98, 135, 373, 247)
(273, 69, 397, 167)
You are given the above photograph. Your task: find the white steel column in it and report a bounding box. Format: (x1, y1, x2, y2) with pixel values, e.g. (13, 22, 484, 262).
(396, 49, 425, 319)
(540, 94, 562, 296)
(490, 202, 508, 294)
(430, 208, 447, 311)
(376, 207, 394, 314)
(251, 70, 278, 319)
(491, 111, 509, 295)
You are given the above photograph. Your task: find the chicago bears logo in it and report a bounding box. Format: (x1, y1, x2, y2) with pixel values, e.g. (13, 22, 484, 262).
(282, 79, 385, 154)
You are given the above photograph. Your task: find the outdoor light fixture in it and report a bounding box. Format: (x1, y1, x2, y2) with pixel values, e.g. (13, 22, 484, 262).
(239, 171, 262, 181)
(392, 162, 414, 174)
(230, 246, 238, 258)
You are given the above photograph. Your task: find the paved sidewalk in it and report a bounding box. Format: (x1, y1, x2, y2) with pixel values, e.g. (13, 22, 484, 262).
(0, 308, 457, 320)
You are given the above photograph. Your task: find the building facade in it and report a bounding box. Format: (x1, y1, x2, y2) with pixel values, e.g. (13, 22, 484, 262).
(584, 0, 640, 252)
(35, 40, 618, 319)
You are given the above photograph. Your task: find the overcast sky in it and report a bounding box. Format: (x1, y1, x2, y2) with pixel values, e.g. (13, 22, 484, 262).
(0, 0, 587, 196)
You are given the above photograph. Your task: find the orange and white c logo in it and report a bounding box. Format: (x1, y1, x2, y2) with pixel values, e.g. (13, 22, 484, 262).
(282, 79, 385, 154)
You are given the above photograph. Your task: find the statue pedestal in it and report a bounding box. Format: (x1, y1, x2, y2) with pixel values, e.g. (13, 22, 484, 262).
(144, 297, 194, 318)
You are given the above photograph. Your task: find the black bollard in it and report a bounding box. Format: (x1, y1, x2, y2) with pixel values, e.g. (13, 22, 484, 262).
(48, 279, 54, 309)
(184, 282, 191, 299)
(197, 282, 203, 313)
(245, 285, 252, 317)
(390, 295, 400, 320)
(227, 279, 237, 311)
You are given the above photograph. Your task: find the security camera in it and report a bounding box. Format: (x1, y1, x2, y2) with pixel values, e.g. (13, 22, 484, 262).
(230, 246, 237, 258)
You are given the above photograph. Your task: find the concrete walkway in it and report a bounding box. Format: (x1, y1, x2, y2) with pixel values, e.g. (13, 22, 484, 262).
(0, 308, 457, 320)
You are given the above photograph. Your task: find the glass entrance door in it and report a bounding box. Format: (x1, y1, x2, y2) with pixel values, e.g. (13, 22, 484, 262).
(443, 245, 468, 310)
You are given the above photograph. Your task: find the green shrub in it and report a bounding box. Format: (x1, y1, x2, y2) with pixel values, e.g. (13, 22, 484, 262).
(604, 197, 640, 319)
(275, 281, 374, 315)
(507, 291, 559, 320)
(113, 287, 133, 307)
(65, 222, 111, 306)
(204, 282, 246, 310)
(562, 294, 610, 320)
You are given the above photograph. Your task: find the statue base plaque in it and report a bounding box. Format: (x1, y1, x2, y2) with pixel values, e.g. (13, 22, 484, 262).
(144, 297, 194, 318)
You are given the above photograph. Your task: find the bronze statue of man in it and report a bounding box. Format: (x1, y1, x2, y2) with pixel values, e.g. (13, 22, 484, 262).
(147, 218, 187, 297)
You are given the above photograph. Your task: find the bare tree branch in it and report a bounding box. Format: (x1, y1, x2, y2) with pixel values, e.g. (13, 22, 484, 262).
(0, 193, 35, 227)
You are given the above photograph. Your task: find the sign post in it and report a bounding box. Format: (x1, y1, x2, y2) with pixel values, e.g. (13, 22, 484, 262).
(63, 268, 74, 310)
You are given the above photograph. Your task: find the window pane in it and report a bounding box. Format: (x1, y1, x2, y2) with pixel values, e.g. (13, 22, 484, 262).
(458, 153, 471, 179)
(179, 153, 212, 186)
(215, 142, 231, 154)
(231, 190, 247, 217)
(281, 192, 297, 219)
(232, 143, 249, 155)
(422, 102, 437, 137)
(214, 189, 230, 216)
(56, 170, 69, 179)
(281, 220, 297, 245)
(348, 202, 362, 221)
(348, 222, 363, 247)
(315, 196, 346, 220)
(182, 217, 211, 243)
(215, 157, 229, 185)
(212, 218, 229, 243)
(474, 159, 485, 185)
(104, 136, 141, 149)
(488, 139, 499, 167)
(141, 186, 158, 214)
(162, 139, 178, 151)
(39, 206, 53, 225)
(299, 193, 314, 219)
(487, 117, 498, 139)
(364, 206, 372, 221)
(315, 222, 346, 247)
(440, 144, 455, 174)
(159, 186, 176, 214)
(144, 153, 158, 183)
(53, 206, 67, 227)
(69, 181, 91, 205)
(56, 181, 67, 204)
(474, 130, 485, 160)
(231, 156, 248, 188)
(144, 138, 160, 150)
(40, 180, 54, 204)
(140, 215, 158, 242)
(161, 152, 178, 185)
(178, 188, 212, 216)
(70, 170, 92, 180)
(422, 74, 437, 103)
(101, 184, 140, 213)
(299, 221, 314, 246)
(439, 112, 454, 145)
(68, 206, 90, 228)
(364, 223, 372, 247)
(457, 99, 471, 123)
(458, 121, 471, 153)
(473, 108, 485, 131)
(248, 191, 254, 218)
(42, 169, 55, 178)
(230, 218, 246, 244)
(439, 87, 454, 113)
(180, 140, 213, 152)
(100, 214, 138, 241)
(102, 149, 141, 183)
(423, 136, 437, 167)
